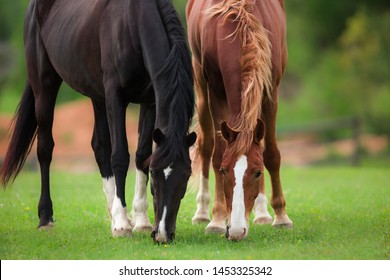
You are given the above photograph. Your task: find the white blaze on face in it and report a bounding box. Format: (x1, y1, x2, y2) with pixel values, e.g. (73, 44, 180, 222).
(163, 164, 173, 180)
(157, 206, 168, 241)
(230, 156, 248, 237)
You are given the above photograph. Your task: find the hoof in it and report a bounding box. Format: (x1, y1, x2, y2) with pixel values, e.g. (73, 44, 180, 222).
(205, 221, 226, 234)
(272, 215, 293, 229)
(192, 215, 211, 224)
(38, 222, 54, 230)
(132, 214, 152, 232)
(133, 224, 153, 232)
(253, 216, 273, 225)
(112, 228, 132, 237)
(272, 222, 293, 229)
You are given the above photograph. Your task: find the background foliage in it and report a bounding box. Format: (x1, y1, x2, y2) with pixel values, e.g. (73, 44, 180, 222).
(0, 0, 389, 135)
(0, 1, 389, 261)
(281, 0, 390, 136)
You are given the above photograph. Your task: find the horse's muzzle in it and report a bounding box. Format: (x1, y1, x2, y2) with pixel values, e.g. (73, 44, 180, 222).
(151, 229, 175, 244)
(226, 224, 247, 241)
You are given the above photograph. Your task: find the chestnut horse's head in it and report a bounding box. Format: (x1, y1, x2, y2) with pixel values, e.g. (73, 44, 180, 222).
(219, 119, 265, 241)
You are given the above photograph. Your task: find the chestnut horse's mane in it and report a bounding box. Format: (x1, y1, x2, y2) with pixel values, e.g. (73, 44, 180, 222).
(206, 0, 272, 156)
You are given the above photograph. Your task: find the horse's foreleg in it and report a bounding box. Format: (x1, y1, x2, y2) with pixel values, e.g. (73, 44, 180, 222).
(203, 89, 229, 234)
(91, 101, 117, 222)
(131, 169, 152, 231)
(253, 169, 273, 224)
(131, 103, 155, 232)
(105, 88, 132, 237)
(194, 177, 211, 223)
(262, 94, 293, 228)
(192, 61, 213, 224)
(206, 135, 228, 233)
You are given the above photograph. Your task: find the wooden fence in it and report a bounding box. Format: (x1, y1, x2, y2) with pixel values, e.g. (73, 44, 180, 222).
(277, 117, 362, 166)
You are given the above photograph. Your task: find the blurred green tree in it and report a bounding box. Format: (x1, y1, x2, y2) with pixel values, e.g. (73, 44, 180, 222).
(281, 0, 390, 136)
(0, 0, 389, 138)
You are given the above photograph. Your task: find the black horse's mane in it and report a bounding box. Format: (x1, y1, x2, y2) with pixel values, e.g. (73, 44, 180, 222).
(150, 0, 195, 170)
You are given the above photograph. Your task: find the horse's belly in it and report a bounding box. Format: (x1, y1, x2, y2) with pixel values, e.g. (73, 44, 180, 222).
(47, 46, 104, 99)
(47, 43, 104, 99)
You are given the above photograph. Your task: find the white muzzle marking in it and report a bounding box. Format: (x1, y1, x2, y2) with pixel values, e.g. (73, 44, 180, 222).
(156, 206, 168, 242)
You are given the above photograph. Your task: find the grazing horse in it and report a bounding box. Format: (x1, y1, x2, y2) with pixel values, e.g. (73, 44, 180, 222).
(187, 0, 293, 241)
(0, 0, 196, 244)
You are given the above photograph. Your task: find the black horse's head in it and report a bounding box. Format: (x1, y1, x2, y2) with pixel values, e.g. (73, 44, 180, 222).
(149, 128, 196, 243)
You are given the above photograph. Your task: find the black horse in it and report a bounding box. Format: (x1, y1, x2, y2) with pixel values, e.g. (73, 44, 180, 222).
(0, 0, 196, 243)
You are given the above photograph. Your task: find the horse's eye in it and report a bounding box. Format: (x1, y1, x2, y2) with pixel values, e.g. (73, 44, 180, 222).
(219, 168, 226, 176)
(254, 170, 262, 179)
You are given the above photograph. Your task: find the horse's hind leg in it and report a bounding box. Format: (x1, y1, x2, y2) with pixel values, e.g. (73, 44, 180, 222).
(262, 89, 293, 228)
(28, 73, 61, 229)
(131, 102, 155, 232)
(192, 60, 213, 224)
(34, 80, 61, 229)
(24, 24, 62, 229)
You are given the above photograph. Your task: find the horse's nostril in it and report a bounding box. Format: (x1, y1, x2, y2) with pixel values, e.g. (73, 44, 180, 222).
(241, 228, 247, 239)
(225, 225, 231, 239)
(151, 229, 157, 240)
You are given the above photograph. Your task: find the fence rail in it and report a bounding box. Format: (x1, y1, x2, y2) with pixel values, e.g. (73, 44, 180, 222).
(277, 117, 362, 166)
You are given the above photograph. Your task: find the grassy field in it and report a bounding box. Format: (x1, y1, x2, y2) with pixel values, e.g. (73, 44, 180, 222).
(0, 167, 389, 260)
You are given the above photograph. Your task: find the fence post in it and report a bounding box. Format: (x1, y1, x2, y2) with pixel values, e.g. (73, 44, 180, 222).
(351, 117, 361, 166)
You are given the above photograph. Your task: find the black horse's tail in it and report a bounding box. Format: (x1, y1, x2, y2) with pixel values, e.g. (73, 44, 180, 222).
(0, 83, 37, 187)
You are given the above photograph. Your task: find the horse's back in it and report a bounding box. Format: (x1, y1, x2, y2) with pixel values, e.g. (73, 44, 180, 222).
(25, 0, 110, 97)
(187, 0, 287, 85)
(24, 0, 169, 101)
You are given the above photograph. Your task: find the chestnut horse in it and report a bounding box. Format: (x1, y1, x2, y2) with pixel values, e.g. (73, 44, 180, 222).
(0, 0, 196, 244)
(187, 0, 293, 241)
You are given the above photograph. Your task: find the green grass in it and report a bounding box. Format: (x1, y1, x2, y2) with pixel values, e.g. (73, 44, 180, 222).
(0, 167, 389, 260)
(0, 88, 20, 114)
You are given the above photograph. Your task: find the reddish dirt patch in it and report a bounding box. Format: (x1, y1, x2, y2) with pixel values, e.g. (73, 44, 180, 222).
(278, 134, 388, 166)
(0, 100, 139, 172)
(0, 100, 388, 171)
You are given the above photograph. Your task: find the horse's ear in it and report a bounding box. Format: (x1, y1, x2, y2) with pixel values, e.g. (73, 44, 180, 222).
(254, 119, 265, 144)
(153, 128, 165, 146)
(221, 122, 238, 144)
(186, 132, 197, 147)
